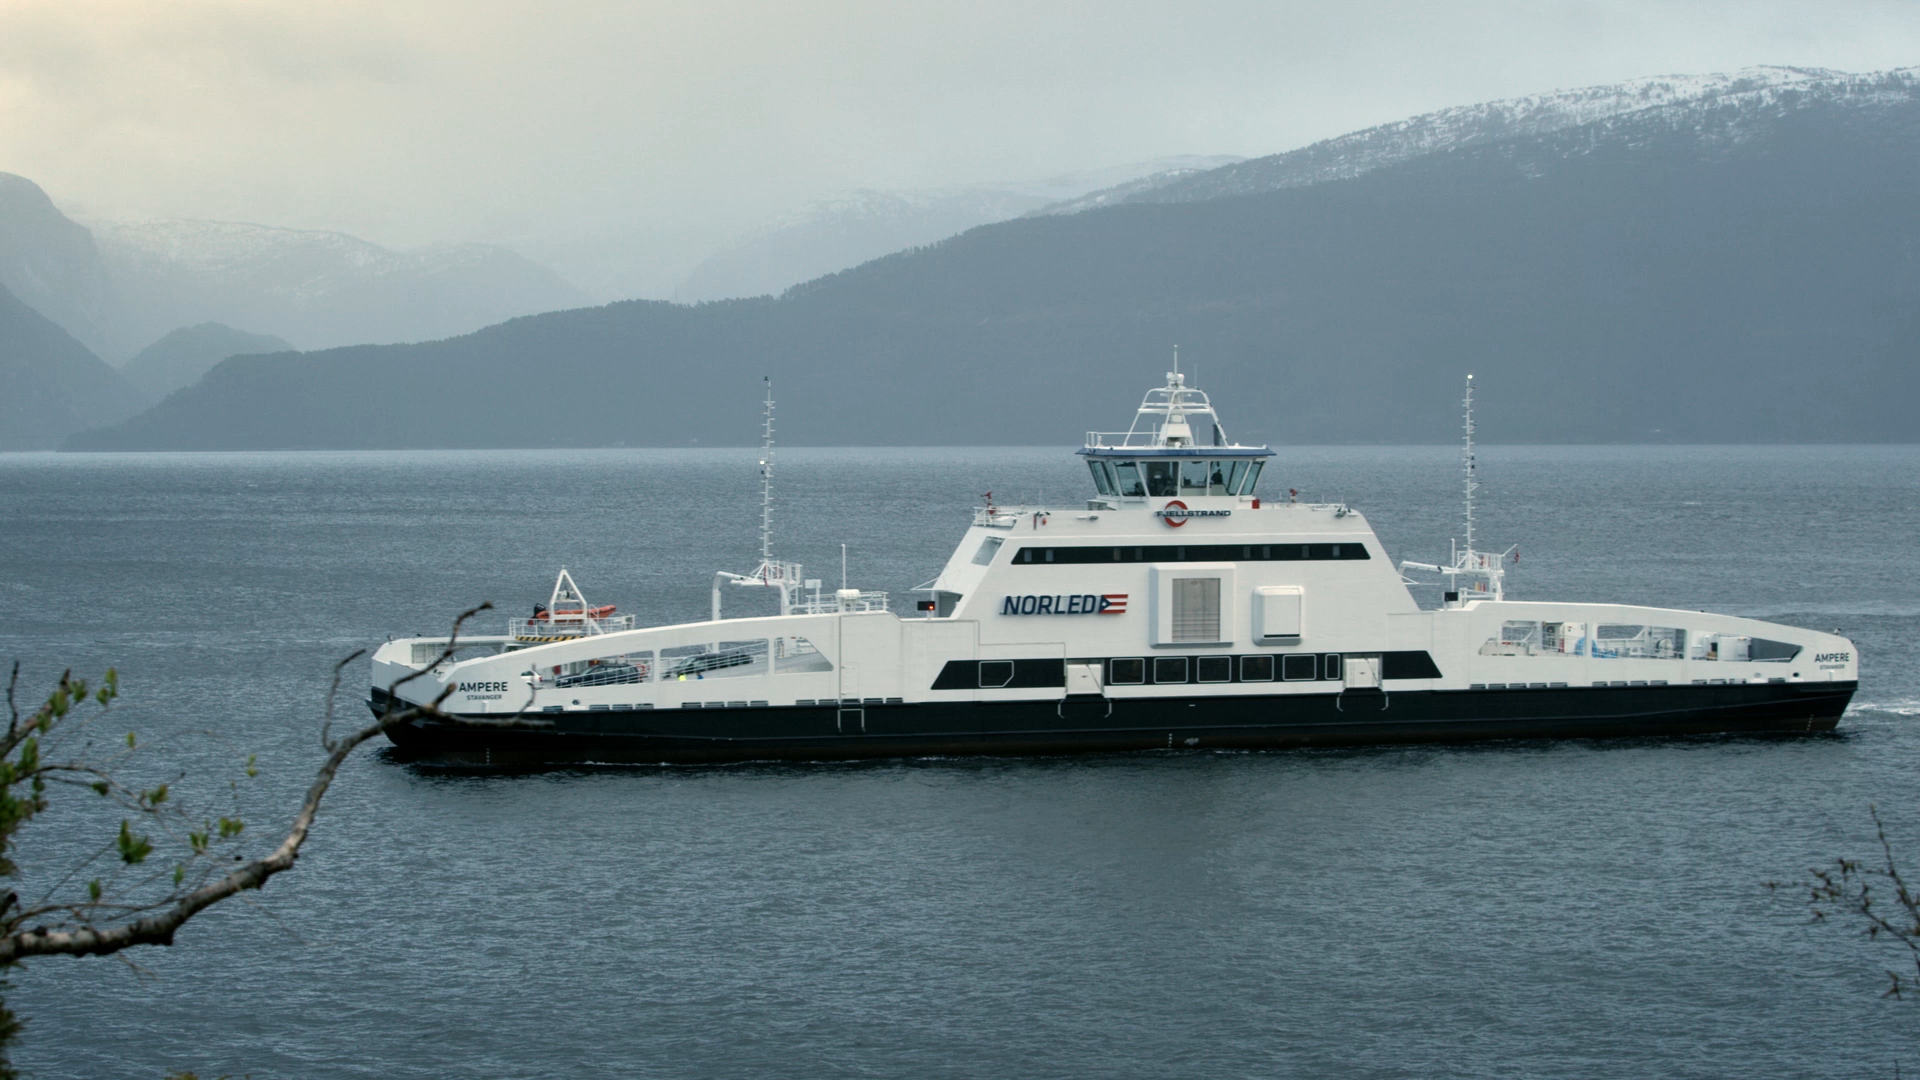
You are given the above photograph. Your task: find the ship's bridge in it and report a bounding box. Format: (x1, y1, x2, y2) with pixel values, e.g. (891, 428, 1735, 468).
(1079, 370, 1273, 501)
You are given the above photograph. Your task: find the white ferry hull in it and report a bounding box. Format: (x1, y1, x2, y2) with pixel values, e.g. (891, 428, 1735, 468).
(371, 678, 1850, 766)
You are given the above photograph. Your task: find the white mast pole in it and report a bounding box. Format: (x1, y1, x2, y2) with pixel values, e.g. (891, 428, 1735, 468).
(760, 376, 775, 567)
(1463, 373, 1476, 558)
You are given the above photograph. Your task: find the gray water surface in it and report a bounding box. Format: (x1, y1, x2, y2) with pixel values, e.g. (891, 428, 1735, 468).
(0, 446, 1915, 1078)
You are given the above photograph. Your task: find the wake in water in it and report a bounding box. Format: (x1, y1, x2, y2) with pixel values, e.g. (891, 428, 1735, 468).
(1846, 699, 1920, 716)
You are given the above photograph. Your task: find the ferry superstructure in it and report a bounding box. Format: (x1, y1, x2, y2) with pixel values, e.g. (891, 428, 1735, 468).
(370, 372, 1857, 765)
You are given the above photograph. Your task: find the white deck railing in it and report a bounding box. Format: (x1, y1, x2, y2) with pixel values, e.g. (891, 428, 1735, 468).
(509, 613, 637, 640)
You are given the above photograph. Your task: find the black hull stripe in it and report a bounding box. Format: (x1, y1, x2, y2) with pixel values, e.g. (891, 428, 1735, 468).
(370, 682, 1856, 766)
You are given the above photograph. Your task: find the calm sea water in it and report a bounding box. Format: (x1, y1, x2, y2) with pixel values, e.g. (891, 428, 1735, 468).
(0, 445, 1916, 1078)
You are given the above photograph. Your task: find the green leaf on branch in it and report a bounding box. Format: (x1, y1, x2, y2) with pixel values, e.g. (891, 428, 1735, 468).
(244, 754, 257, 779)
(116, 819, 152, 865)
(172, 863, 184, 886)
(125, 732, 135, 749)
(216, 817, 244, 840)
(142, 784, 168, 807)
(87, 879, 101, 903)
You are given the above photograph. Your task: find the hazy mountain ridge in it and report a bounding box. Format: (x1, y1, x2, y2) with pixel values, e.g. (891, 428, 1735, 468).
(0, 172, 592, 364)
(119, 322, 294, 403)
(1049, 66, 1918, 212)
(91, 217, 590, 355)
(65, 67, 1920, 451)
(0, 172, 122, 358)
(0, 281, 142, 450)
(673, 157, 1242, 302)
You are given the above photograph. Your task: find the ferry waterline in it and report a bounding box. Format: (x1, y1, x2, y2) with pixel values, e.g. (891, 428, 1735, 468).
(370, 373, 1858, 765)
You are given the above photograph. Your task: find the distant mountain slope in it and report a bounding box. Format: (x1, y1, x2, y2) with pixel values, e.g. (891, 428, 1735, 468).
(1053, 65, 1916, 212)
(0, 283, 141, 450)
(0, 173, 120, 359)
(92, 218, 590, 356)
(672, 157, 1241, 302)
(68, 68, 1920, 451)
(120, 322, 294, 403)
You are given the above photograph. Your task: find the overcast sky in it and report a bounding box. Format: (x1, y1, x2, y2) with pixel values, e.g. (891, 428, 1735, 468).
(3, 0, 1918, 251)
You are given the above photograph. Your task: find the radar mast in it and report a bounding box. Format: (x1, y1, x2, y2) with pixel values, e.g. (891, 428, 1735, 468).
(1400, 374, 1515, 605)
(710, 379, 887, 619)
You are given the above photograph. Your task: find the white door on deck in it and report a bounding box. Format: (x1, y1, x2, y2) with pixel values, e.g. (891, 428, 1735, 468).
(1066, 662, 1103, 695)
(1344, 657, 1379, 690)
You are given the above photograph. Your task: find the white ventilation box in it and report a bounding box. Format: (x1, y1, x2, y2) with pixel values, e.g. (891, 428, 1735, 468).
(1253, 586, 1303, 642)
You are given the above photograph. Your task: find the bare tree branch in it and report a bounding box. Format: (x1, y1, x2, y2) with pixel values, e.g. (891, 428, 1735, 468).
(0, 603, 496, 964)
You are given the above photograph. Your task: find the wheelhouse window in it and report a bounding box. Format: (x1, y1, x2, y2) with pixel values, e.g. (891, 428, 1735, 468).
(1239, 461, 1264, 496)
(1145, 460, 1178, 496)
(1208, 461, 1230, 495)
(1226, 460, 1249, 495)
(1180, 459, 1209, 493)
(1114, 462, 1146, 498)
(1087, 460, 1118, 497)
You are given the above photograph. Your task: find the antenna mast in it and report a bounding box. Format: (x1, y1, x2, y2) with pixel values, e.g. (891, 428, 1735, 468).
(1399, 373, 1513, 606)
(712, 377, 808, 619)
(759, 376, 775, 565)
(1463, 373, 1477, 556)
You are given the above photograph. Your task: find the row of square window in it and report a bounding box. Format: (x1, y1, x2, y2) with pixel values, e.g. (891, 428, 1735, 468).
(1109, 654, 1341, 685)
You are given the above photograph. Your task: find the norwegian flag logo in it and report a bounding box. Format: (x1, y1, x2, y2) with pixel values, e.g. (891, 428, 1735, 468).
(1100, 594, 1128, 614)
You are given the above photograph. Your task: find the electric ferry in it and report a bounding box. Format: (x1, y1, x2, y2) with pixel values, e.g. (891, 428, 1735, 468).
(369, 373, 1858, 765)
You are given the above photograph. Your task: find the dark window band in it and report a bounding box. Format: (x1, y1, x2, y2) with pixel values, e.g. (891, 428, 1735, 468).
(1015, 543, 1370, 565)
(931, 651, 1440, 689)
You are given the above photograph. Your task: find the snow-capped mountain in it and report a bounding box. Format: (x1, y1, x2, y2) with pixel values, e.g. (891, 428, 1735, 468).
(671, 156, 1241, 302)
(1045, 66, 1920, 212)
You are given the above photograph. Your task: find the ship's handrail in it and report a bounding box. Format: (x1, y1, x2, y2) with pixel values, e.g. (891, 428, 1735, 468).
(1085, 430, 1170, 448)
(508, 613, 637, 640)
(973, 507, 1020, 528)
(791, 591, 889, 615)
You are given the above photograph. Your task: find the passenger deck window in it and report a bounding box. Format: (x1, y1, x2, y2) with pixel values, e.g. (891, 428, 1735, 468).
(774, 636, 833, 673)
(1196, 656, 1231, 683)
(1240, 655, 1275, 682)
(971, 535, 1004, 566)
(979, 661, 1014, 688)
(1109, 657, 1145, 684)
(1153, 657, 1189, 684)
(1282, 654, 1317, 681)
